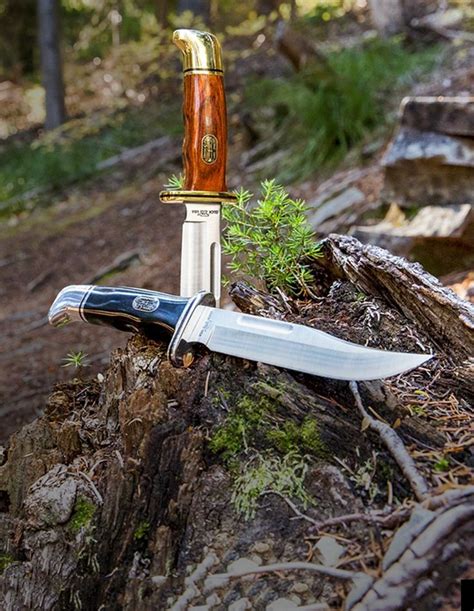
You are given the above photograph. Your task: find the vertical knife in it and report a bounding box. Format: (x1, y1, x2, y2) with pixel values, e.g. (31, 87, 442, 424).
(160, 29, 237, 307)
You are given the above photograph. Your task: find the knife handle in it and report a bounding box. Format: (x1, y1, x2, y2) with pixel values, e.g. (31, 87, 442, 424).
(48, 285, 214, 346)
(173, 29, 228, 193)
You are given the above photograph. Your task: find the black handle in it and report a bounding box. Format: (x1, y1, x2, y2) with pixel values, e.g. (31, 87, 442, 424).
(49, 285, 191, 342)
(49, 285, 215, 365)
(82, 286, 191, 340)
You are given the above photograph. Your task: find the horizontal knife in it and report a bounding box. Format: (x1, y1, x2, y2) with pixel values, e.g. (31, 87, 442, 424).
(48, 285, 432, 381)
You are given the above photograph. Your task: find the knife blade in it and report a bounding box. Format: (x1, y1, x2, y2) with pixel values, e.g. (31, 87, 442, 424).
(49, 285, 432, 381)
(160, 29, 237, 306)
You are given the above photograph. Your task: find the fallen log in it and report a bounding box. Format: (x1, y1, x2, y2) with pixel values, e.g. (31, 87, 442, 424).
(0, 236, 472, 610)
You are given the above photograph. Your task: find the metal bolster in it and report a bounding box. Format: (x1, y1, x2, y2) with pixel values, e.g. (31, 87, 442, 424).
(173, 29, 223, 75)
(160, 190, 238, 205)
(168, 290, 215, 366)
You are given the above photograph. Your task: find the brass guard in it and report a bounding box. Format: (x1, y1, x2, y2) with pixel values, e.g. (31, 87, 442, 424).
(160, 190, 238, 204)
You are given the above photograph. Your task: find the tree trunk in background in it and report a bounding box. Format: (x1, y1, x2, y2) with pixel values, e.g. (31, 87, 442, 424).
(0, 0, 37, 76)
(258, 0, 284, 16)
(37, 0, 66, 130)
(290, 0, 297, 22)
(368, 0, 405, 35)
(156, 0, 170, 29)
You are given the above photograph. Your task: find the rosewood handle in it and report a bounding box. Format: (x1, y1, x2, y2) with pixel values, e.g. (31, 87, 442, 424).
(173, 29, 228, 193)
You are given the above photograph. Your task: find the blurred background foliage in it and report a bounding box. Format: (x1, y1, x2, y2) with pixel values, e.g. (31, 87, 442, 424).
(244, 35, 440, 179)
(0, 0, 471, 211)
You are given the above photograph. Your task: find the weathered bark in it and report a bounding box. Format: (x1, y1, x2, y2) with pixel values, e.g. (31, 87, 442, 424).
(400, 96, 474, 138)
(352, 204, 474, 277)
(315, 234, 474, 360)
(37, 0, 66, 130)
(382, 128, 474, 207)
(0, 236, 472, 610)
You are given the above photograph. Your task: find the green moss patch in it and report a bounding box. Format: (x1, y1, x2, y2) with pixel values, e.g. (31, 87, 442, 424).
(69, 497, 96, 534)
(133, 520, 150, 541)
(209, 389, 326, 463)
(0, 553, 15, 574)
(267, 417, 327, 457)
(209, 394, 275, 462)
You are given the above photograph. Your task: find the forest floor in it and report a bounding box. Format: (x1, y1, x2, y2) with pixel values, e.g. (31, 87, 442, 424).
(0, 16, 472, 444)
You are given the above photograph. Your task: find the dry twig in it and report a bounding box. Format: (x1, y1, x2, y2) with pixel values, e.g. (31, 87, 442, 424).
(350, 381, 429, 501)
(170, 552, 218, 611)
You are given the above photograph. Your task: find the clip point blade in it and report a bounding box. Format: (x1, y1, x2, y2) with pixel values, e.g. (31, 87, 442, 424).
(184, 307, 434, 381)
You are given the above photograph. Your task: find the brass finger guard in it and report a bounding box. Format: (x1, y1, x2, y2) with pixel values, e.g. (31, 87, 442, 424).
(160, 190, 237, 204)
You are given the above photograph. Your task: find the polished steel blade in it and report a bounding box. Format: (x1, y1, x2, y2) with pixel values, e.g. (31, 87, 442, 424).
(181, 306, 432, 381)
(180, 203, 221, 305)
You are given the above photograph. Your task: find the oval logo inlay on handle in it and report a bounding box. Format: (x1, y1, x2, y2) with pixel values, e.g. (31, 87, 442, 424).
(201, 134, 218, 164)
(132, 296, 160, 313)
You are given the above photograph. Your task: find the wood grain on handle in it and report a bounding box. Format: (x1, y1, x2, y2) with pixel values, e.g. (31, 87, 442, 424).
(182, 73, 228, 193)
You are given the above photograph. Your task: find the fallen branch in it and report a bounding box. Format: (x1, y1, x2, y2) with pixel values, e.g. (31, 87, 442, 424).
(95, 136, 174, 170)
(27, 270, 52, 292)
(261, 489, 320, 527)
(350, 381, 429, 502)
(86, 250, 142, 284)
(262, 489, 409, 534)
(275, 20, 330, 73)
(309, 508, 410, 533)
(204, 560, 371, 594)
(309, 486, 474, 534)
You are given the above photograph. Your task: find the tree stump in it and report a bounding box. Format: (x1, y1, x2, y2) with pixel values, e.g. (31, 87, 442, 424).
(0, 235, 473, 610)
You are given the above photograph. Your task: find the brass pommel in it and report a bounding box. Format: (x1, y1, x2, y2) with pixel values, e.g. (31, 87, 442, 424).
(173, 29, 223, 75)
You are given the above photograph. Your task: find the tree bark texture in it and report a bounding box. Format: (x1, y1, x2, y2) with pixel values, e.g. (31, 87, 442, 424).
(0, 236, 472, 610)
(37, 0, 66, 130)
(156, 0, 170, 29)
